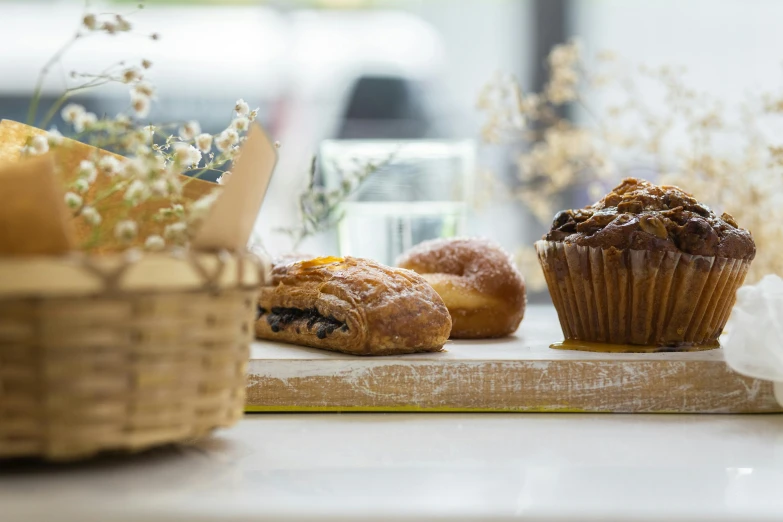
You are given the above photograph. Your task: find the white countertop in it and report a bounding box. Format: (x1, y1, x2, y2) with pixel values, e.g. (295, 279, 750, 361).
(3, 413, 783, 522)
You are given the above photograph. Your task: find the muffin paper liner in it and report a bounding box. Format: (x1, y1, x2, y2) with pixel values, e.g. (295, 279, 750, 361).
(535, 240, 751, 348)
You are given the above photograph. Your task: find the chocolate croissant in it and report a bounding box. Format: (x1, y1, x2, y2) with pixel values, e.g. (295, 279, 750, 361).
(255, 256, 452, 355)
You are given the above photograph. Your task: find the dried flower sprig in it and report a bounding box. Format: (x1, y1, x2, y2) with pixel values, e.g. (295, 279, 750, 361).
(20, 1, 264, 253)
(277, 155, 393, 249)
(479, 39, 783, 286)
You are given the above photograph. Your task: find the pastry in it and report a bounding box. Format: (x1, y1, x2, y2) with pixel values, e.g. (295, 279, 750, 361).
(536, 177, 756, 351)
(397, 237, 526, 339)
(256, 256, 452, 355)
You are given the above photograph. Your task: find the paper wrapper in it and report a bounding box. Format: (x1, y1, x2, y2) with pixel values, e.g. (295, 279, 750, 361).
(723, 274, 783, 407)
(535, 240, 751, 348)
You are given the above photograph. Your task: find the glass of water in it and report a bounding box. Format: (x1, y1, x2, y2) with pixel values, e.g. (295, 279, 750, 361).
(319, 140, 475, 266)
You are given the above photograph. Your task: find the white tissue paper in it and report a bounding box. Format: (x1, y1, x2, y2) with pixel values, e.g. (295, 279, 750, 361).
(723, 274, 783, 407)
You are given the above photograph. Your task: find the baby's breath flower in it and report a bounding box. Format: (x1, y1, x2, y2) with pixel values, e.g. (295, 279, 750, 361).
(76, 160, 98, 184)
(145, 235, 165, 251)
(73, 178, 90, 194)
(141, 59, 152, 69)
(29, 135, 49, 155)
(131, 93, 151, 118)
(74, 112, 97, 132)
(115, 15, 132, 32)
(163, 222, 188, 245)
(81, 206, 101, 226)
(47, 128, 63, 147)
(83, 14, 97, 30)
(217, 171, 232, 185)
(64, 192, 83, 210)
(102, 21, 117, 35)
(122, 67, 143, 84)
(195, 133, 213, 153)
(114, 220, 138, 242)
(173, 143, 202, 167)
(61, 103, 85, 124)
(249, 108, 259, 121)
(132, 81, 155, 99)
(150, 178, 169, 197)
(231, 116, 249, 132)
(98, 155, 121, 177)
(215, 129, 239, 152)
(77, 160, 97, 183)
(124, 179, 149, 202)
(224, 145, 240, 160)
(189, 191, 220, 223)
(234, 99, 250, 116)
(115, 113, 131, 126)
(122, 157, 146, 179)
(178, 121, 201, 140)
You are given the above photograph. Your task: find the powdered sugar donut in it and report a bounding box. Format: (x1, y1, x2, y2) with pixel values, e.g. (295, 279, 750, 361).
(397, 237, 526, 339)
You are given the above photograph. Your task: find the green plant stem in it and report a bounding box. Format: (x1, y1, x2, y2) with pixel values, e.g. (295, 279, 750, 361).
(27, 33, 84, 126)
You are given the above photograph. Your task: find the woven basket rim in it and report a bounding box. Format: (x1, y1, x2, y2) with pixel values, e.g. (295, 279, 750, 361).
(0, 250, 266, 298)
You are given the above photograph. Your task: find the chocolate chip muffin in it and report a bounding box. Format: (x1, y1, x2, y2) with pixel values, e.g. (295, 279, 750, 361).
(536, 178, 755, 350)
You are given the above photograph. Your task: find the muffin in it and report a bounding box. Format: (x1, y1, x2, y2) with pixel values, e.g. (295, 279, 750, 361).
(535, 178, 755, 350)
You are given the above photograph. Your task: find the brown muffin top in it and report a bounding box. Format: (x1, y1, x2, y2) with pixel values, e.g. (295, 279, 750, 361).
(544, 178, 756, 260)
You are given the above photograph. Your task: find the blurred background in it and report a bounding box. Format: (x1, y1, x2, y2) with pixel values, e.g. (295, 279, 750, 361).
(2, 0, 782, 297)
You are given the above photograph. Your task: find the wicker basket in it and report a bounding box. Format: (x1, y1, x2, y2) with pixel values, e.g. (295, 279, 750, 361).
(0, 250, 263, 461)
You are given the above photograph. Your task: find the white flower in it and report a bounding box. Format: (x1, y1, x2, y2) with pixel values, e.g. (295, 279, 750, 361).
(47, 128, 63, 147)
(144, 235, 165, 251)
(61, 103, 85, 124)
(131, 93, 150, 118)
(122, 67, 142, 84)
(122, 157, 146, 179)
(189, 191, 220, 223)
(64, 192, 82, 210)
(234, 98, 250, 116)
(150, 178, 169, 197)
(163, 222, 188, 245)
(224, 145, 240, 160)
(231, 116, 249, 132)
(141, 59, 153, 69)
(98, 155, 121, 176)
(74, 112, 97, 132)
(77, 160, 97, 183)
(124, 179, 149, 202)
(178, 121, 201, 141)
(83, 14, 97, 30)
(173, 143, 202, 167)
(249, 108, 259, 121)
(215, 129, 239, 152)
(29, 135, 49, 155)
(132, 81, 156, 99)
(114, 220, 138, 241)
(115, 113, 131, 126)
(116, 15, 131, 32)
(217, 171, 232, 185)
(81, 206, 101, 226)
(195, 133, 213, 153)
(102, 21, 117, 34)
(73, 178, 90, 194)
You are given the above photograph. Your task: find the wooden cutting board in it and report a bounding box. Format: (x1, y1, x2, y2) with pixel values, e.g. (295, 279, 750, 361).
(246, 305, 782, 413)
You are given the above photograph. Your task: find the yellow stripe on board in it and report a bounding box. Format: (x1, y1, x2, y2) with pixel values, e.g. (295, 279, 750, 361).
(245, 405, 590, 413)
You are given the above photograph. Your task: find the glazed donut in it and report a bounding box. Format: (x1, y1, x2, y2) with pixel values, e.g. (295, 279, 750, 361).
(397, 237, 526, 339)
